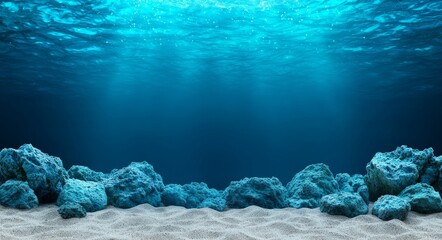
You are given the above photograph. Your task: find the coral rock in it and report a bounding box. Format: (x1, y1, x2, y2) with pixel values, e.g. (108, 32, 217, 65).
(398, 183, 442, 214)
(286, 163, 339, 208)
(225, 177, 287, 209)
(68, 165, 106, 182)
(0, 180, 39, 209)
(320, 192, 368, 218)
(336, 173, 369, 204)
(56, 179, 107, 212)
(58, 202, 87, 219)
(161, 182, 225, 211)
(104, 161, 164, 208)
(0, 144, 68, 202)
(372, 195, 410, 221)
(365, 145, 434, 200)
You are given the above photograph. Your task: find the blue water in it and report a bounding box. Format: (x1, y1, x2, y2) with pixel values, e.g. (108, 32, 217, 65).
(1, 0, 441, 189)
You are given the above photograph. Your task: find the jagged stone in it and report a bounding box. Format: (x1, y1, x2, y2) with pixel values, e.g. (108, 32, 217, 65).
(0, 180, 38, 209)
(68, 165, 106, 182)
(420, 156, 442, 185)
(286, 163, 339, 208)
(0, 144, 68, 202)
(398, 183, 442, 214)
(319, 192, 368, 218)
(365, 145, 434, 200)
(161, 182, 225, 211)
(336, 173, 369, 204)
(104, 161, 164, 208)
(225, 177, 287, 209)
(56, 179, 107, 212)
(58, 202, 87, 219)
(372, 195, 410, 221)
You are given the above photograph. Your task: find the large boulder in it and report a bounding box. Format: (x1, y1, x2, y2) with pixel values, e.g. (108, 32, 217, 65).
(225, 177, 287, 209)
(372, 195, 410, 221)
(0, 180, 39, 209)
(68, 165, 106, 182)
(58, 202, 87, 219)
(0, 144, 68, 202)
(336, 173, 369, 204)
(398, 183, 442, 214)
(319, 192, 368, 218)
(161, 182, 225, 211)
(365, 145, 434, 200)
(104, 161, 164, 208)
(56, 179, 107, 212)
(286, 163, 339, 208)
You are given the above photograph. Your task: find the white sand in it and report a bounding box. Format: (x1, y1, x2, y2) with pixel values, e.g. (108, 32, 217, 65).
(1, 204, 442, 240)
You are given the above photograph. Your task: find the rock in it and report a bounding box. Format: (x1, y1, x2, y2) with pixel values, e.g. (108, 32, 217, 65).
(420, 156, 442, 185)
(0, 144, 68, 202)
(319, 192, 368, 218)
(68, 165, 106, 182)
(225, 177, 287, 209)
(0, 180, 39, 209)
(398, 183, 442, 214)
(56, 179, 107, 212)
(286, 163, 339, 208)
(365, 145, 434, 200)
(336, 173, 369, 204)
(372, 195, 410, 221)
(161, 182, 225, 211)
(58, 202, 87, 219)
(104, 161, 164, 208)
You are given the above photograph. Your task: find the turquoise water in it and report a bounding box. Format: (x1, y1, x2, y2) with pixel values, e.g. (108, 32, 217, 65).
(0, 0, 441, 188)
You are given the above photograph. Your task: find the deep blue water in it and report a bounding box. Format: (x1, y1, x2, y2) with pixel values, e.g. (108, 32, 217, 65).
(1, 0, 442, 189)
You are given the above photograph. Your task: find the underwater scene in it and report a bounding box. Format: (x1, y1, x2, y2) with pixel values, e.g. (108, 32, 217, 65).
(1, 0, 442, 239)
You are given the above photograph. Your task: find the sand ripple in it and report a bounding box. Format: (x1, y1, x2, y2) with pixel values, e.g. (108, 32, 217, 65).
(1, 204, 442, 239)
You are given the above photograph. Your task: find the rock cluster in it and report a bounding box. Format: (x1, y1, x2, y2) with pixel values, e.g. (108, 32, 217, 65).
(162, 182, 225, 211)
(1, 144, 441, 221)
(286, 163, 339, 208)
(225, 177, 287, 209)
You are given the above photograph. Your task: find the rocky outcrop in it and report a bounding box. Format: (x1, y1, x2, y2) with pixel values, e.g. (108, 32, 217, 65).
(287, 164, 339, 208)
(398, 183, 442, 214)
(56, 179, 107, 212)
(0, 180, 39, 209)
(0, 144, 68, 202)
(372, 195, 410, 221)
(161, 182, 225, 211)
(336, 173, 369, 204)
(225, 177, 287, 209)
(104, 161, 164, 208)
(365, 145, 434, 200)
(319, 192, 368, 218)
(68, 165, 106, 182)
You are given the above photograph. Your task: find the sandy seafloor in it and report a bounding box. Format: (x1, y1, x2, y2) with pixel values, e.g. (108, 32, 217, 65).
(1, 204, 442, 240)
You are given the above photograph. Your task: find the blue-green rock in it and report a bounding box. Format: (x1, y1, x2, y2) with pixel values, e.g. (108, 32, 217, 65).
(58, 202, 87, 219)
(398, 183, 442, 214)
(319, 192, 368, 218)
(225, 177, 287, 209)
(420, 156, 442, 185)
(104, 161, 164, 208)
(287, 163, 339, 208)
(372, 195, 410, 221)
(161, 182, 225, 211)
(336, 173, 369, 204)
(56, 179, 107, 212)
(0, 180, 39, 209)
(0, 144, 68, 202)
(68, 165, 106, 182)
(365, 145, 434, 200)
